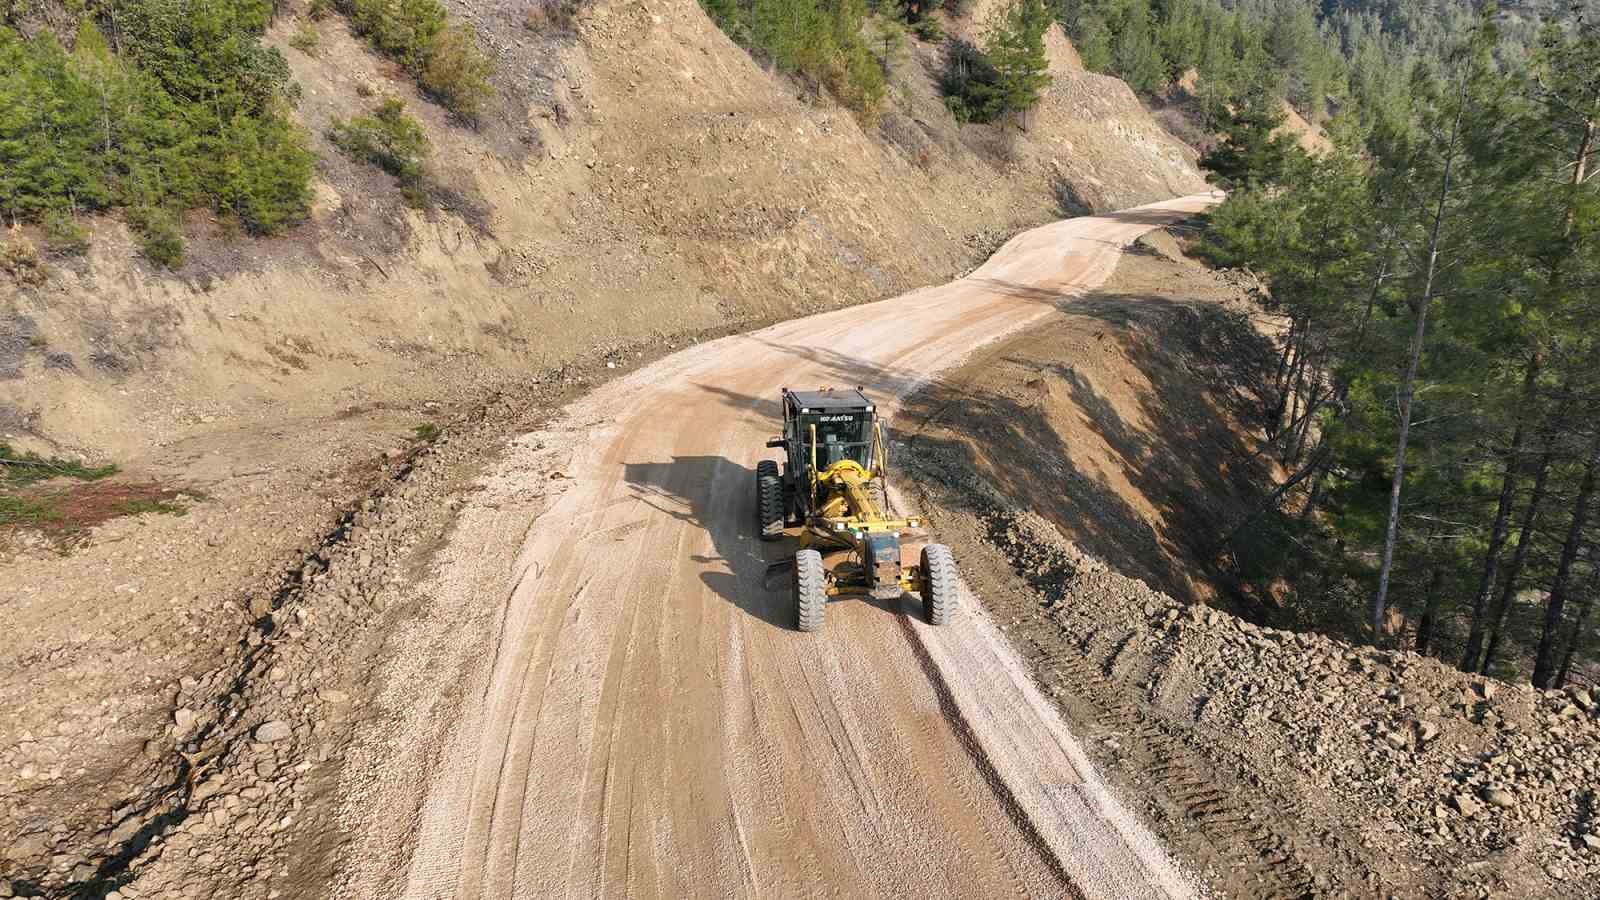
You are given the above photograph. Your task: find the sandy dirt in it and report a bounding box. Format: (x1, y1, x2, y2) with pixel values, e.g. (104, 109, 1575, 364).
(331, 196, 1219, 899)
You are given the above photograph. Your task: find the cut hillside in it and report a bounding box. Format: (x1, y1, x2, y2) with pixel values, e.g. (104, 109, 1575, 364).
(0, 2, 1205, 897)
(1, 0, 1204, 463)
(902, 228, 1276, 606)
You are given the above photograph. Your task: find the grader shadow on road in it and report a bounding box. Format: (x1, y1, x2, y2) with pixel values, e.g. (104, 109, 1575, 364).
(622, 455, 792, 630)
(621, 453, 929, 630)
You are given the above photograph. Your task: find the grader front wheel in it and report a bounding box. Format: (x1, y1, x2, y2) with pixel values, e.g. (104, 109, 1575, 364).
(921, 544, 957, 626)
(794, 549, 826, 632)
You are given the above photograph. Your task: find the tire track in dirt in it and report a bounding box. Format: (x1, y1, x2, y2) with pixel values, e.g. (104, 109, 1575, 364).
(1031, 632, 1320, 899)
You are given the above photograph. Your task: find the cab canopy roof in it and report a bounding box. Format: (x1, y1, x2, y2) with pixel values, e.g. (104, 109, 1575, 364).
(784, 388, 873, 412)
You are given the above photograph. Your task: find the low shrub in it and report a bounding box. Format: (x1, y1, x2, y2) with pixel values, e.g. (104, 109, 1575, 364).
(420, 24, 494, 120)
(338, 0, 494, 121)
(0, 230, 47, 284)
(42, 211, 90, 255)
(328, 98, 434, 208)
(128, 206, 185, 268)
(290, 21, 321, 55)
(524, 0, 580, 30)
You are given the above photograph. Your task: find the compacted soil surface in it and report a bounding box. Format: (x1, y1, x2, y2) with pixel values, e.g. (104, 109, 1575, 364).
(3, 198, 1214, 900)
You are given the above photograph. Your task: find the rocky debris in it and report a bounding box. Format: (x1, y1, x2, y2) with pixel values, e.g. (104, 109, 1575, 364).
(252, 721, 291, 743)
(1451, 793, 1483, 817)
(909, 451, 1600, 899)
(0, 347, 634, 897)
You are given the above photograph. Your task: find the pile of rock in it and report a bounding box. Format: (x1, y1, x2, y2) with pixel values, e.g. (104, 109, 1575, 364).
(950, 490, 1600, 897)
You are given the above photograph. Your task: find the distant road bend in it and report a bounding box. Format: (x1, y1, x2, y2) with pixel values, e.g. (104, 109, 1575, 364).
(394, 195, 1218, 899)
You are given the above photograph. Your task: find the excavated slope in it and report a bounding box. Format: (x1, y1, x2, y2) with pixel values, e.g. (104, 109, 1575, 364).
(0, 0, 1204, 461)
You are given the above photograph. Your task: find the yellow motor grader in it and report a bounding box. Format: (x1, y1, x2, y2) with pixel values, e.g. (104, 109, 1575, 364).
(757, 388, 958, 632)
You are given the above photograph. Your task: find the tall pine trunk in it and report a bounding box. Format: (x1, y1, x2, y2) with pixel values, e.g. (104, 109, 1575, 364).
(1461, 358, 1542, 671)
(1480, 427, 1560, 676)
(1415, 567, 1446, 655)
(1532, 428, 1600, 688)
(1371, 66, 1472, 641)
(1555, 569, 1599, 688)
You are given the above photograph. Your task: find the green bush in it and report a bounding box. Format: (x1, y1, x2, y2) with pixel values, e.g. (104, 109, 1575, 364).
(0, 8, 312, 259)
(42, 210, 90, 255)
(342, 0, 445, 68)
(290, 21, 321, 55)
(129, 206, 185, 268)
(339, 0, 494, 121)
(699, 0, 885, 117)
(329, 98, 434, 208)
(421, 24, 494, 120)
(203, 112, 317, 236)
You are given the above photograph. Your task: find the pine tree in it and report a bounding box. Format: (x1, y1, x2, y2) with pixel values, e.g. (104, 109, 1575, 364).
(986, 0, 1051, 127)
(1197, 86, 1303, 189)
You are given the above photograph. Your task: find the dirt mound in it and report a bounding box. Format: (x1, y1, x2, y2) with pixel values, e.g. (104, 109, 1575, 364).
(1277, 100, 1331, 155)
(902, 232, 1600, 898)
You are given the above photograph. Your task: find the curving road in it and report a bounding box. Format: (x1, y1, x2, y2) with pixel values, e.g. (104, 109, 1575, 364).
(389, 195, 1216, 899)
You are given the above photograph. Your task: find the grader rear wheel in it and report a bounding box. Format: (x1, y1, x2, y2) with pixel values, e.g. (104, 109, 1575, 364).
(756, 460, 783, 541)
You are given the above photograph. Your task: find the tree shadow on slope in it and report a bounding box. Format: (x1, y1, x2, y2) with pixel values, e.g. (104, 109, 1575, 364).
(901, 292, 1280, 616)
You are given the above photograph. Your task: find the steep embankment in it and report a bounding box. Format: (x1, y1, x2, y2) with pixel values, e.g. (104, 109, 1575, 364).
(902, 231, 1600, 899)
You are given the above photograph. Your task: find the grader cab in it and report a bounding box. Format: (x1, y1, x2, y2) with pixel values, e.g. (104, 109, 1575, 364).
(756, 388, 958, 632)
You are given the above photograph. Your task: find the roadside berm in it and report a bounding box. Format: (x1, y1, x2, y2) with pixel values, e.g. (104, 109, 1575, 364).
(902, 230, 1600, 898)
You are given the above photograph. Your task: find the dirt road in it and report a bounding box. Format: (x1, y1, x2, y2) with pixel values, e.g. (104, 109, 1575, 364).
(346, 196, 1217, 899)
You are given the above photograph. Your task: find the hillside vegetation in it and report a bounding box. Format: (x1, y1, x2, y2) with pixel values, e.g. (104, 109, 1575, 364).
(1194, 10, 1600, 690)
(1061, 0, 1600, 139)
(0, 0, 489, 266)
(0, 0, 1202, 465)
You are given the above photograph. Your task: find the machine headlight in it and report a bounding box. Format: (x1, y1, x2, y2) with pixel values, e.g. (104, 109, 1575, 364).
(907, 517, 921, 527)
(833, 521, 847, 531)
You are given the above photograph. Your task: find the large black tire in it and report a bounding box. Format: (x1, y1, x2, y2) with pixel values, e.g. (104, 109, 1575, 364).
(794, 549, 826, 632)
(756, 460, 783, 542)
(921, 544, 957, 626)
